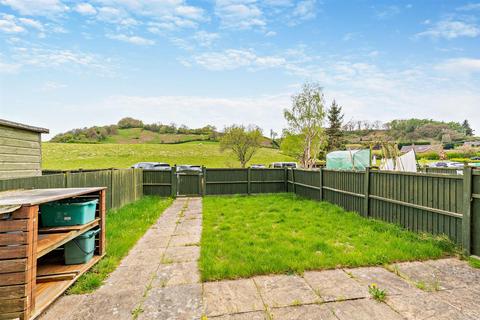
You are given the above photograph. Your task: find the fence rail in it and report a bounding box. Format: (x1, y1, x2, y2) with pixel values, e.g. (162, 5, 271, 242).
(0, 168, 143, 210)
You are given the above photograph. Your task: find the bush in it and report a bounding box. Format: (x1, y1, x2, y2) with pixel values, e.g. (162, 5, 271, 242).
(418, 151, 439, 160)
(117, 117, 144, 129)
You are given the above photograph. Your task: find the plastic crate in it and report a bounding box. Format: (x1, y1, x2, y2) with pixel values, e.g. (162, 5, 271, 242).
(40, 199, 98, 227)
(64, 229, 100, 265)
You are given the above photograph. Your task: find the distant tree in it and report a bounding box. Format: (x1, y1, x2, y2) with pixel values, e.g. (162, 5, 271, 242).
(283, 82, 327, 168)
(280, 133, 303, 160)
(326, 100, 344, 151)
(462, 120, 474, 136)
(220, 125, 262, 168)
(117, 117, 144, 129)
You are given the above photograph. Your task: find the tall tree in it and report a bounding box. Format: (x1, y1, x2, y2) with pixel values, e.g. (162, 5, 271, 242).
(283, 82, 327, 168)
(220, 125, 262, 168)
(462, 120, 474, 136)
(326, 99, 344, 151)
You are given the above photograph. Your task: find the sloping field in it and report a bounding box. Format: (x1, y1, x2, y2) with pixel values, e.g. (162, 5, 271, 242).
(42, 141, 293, 169)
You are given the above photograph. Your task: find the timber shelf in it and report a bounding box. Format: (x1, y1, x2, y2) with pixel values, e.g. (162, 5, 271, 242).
(0, 188, 106, 320)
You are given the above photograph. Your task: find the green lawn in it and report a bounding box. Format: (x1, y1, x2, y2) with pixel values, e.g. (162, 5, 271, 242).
(42, 141, 293, 170)
(200, 194, 456, 281)
(68, 196, 173, 294)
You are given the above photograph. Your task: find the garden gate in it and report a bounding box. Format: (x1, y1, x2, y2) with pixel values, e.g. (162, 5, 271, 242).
(176, 168, 203, 196)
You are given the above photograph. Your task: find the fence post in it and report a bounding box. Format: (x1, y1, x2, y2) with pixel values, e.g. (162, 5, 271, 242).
(363, 167, 370, 217)
(247, 167, 251, 195)
(319, 168, 323, 201)
(292, 169, 296, 194)
(462, 166, 473, 255)
(64, 171, 69, 188)
(110, 168, 115, 209)
(132, 169, 136, 201)
(284, 168, 288, 192)
(171, 166, 177, 198)
(202, 166, 207, 196)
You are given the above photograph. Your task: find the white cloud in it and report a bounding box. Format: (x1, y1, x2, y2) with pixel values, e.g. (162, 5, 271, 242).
(107, 33, 155, 46)
(40, 81, 67, 91)
(435, 58, 480, 75)
(374, 5, 401, 19)
(215, 0, 266, 29)
(75, 3, 97, 15)
(193, 31, 219, 47)
(0, 14, 25, 33)
(457, 3, 480, 11)
(416, 19, 480, 39)
(0, 0, 68, 16)
(291, 0, 317, 21)
(189, 49, 286, 71)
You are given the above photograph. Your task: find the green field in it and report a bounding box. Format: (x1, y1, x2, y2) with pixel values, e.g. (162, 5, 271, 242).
(42, 141, 294, 170)
(102, 128, 210, 144)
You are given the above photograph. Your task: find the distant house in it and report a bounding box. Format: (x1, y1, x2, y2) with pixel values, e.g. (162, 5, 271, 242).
(400, 145, 441, 154)
(0, 119, 49, 179)
(464, 141, 480, 147)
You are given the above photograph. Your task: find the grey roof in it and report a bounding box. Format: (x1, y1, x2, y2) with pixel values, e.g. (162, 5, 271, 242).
(400, 145, 438, 153)
(0, 118, 49, 133)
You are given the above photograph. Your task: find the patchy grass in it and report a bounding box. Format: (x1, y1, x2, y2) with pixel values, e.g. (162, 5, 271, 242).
(68, 196, 173, 294)
(42, 141, 293, 169)
(468, 256, 480, 268)
(200, 194, 455, 281)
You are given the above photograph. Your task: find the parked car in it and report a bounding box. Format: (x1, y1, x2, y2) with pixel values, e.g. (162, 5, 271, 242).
(131, 162, 171, 170)
(270, 162, 297, 169)
(446, 162, 464, 168)
(428, 162, 448, 168)
(471, 157, 480, 161)
(250, 164, 266, 169)
(176, 165, 202, 173)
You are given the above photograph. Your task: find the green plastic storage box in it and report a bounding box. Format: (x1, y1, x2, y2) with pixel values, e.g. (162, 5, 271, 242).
(40, 199, 98, 227)
(64, 229, 100, 265)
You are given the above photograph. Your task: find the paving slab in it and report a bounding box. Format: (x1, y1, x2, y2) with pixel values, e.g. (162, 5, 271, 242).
(152, 262, 200, 287)
(270, 304, 338, 320)
(433, 287, 480, 319)
(37, 295, 91, 320)
(119, 246, 165, 267)
(169, 233, 201, 247)
(163, 245, 200, 263)
(304, 269, 368, 302)
(329, 298, 403, 320)
(385, 291, 472, 320)
(347, 266, 420, 296)
(210, 311, 267, 320)
(203, 279, 265, 317)
(174, 223, 203, 236)
(254, 274, 320, 308)
(139, 284, 203, 320)
(424, 258, 480, 288)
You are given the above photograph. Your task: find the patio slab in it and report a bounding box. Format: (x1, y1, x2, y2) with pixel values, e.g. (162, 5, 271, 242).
(152, 262, 200, 287)
(303, 269, 368, 302)
(254, 274, 320, 308)
(203, 279, 265, 317)
(329, 298, 403, 320)
(270, 304, 337, 320)
(210, 311, 267, 320)
(163, 245, 200, 263)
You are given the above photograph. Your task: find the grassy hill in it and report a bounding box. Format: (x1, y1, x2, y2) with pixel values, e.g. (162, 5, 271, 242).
(102, 128, 210, 144)
(42, 141, 293, 170)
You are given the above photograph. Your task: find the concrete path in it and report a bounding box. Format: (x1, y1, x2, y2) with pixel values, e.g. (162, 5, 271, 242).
(39, 197, 480, 320)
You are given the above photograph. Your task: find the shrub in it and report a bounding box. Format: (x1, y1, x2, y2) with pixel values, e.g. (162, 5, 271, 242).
(418, 151, 439, 160)
(117, 117, 144, 129)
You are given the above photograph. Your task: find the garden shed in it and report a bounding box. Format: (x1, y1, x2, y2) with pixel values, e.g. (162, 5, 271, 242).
(0, 119, 49, 179)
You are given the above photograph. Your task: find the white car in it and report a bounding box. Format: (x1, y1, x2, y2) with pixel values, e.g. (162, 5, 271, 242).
(131, 162, 171, 170)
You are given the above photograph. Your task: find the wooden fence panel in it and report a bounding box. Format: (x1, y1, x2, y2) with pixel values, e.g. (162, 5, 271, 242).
(250, 169, 285, 194)
(0, 174, 65, 191)
(205, 169, 248, 195)
(143, 170, 172, 197)
(323, 170, 365, 214)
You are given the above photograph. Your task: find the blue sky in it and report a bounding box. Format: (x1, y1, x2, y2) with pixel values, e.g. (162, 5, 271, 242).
(0, 0, 479, 138)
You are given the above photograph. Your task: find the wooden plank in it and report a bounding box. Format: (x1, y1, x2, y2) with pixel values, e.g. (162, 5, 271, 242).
(0, 271, 30, 286)
(0, 232, 28, 246)
(322, 186, 365, 198)
(0, 284, 29, 300)
(0, 188, 106, 206)
(0, 146, 39, 156)
(0, 137, 40, 149)
(38, 218, 100, 234)
(0, 259, 27, 274)
(0, 298, 27, 313)
(98, 189, 106, 256)
(0, 170, 41, 180)
(36, 274, 76, 283)
(8, 206, 37, 220)
(364, 168, 370, 217)
(0, 245, 29, 259)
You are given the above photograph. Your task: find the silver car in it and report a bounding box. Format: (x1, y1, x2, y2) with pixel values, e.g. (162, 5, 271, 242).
(131, 162, 171, 171)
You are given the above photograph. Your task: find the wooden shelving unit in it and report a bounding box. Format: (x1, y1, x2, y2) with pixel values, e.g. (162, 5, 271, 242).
(0, 188, 106, 320)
